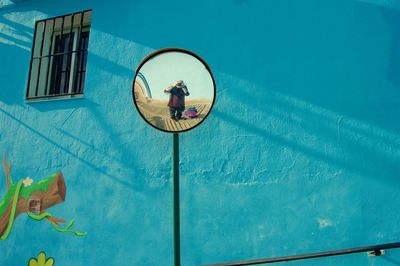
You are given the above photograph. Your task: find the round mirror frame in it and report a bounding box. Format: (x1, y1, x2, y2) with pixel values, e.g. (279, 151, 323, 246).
(132, 48, 216, 133)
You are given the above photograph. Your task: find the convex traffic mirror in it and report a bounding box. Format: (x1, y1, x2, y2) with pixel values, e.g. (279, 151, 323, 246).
(132, 48, 216, 133)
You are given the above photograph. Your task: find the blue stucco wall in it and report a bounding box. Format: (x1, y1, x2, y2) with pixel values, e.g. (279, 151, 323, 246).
(1, 0, 400, 265)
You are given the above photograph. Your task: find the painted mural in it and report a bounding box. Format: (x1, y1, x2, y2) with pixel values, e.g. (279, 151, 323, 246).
(28, 252, 55, 266)
(0, 154, 86, 240)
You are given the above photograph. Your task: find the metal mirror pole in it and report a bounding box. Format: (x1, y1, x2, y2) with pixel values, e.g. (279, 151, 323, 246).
(173, 133, 181, 266)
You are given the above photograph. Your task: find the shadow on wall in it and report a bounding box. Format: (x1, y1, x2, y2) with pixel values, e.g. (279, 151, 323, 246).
(85, 0, 400, 134)
(383, 256, 400, 266)
(211, 74, 400, 184)
(87, 51, 134, 79)
(0, 14, 32, 105)
(0, 5, 168, 195)
(0, 2, 400, 263)
(4, 0, 397, 134)
(0, 0, 93, 105)
(381, 7, 400, 89)
(0, 0, 399, 185)
(0, 0, 399, 186)
(0, 14, 32, 48)
(0, 106, 144, 192)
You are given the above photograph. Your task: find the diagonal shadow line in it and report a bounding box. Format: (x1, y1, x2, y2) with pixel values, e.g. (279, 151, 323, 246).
(382, 256, 400, 266)
(88, 52, 134, 78)
(213, 109, 399, 180)
(222, 87, 400, 168)
(56, 128, 134, 171)
(0, 32, 30, 50)
(355, 0, 400, 10)
(0, 107, 141, 192)
(0, 32, 30, 48)
(0, 0, 46, 11)
(0, 29, 30, 42)
(0, 14, 33, 37)
(225, 79, 400, 148)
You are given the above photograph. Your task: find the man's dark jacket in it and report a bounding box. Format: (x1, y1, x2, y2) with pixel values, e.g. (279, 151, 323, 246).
(168, 86, 189, 108)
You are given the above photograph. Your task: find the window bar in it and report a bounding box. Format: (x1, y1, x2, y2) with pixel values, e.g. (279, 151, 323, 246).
(54, 15, 65, 95)
(59, 15, 66, 56)
(75, 11, 85, 93)
(26, 21, 39, 98)
(63, 14, 75, 94)
(79, 35, 88, 93)
(34, 20, 47, 97)
(44, 18, 56, 96)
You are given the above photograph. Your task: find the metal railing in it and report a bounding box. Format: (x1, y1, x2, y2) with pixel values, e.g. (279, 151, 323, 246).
(204, 242, 400, 266)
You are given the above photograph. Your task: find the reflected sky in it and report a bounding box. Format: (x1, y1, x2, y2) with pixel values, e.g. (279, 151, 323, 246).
(138, 51, 214, 100)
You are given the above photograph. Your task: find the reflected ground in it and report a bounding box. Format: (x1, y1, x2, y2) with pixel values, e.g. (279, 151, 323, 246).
(134, 80, 211, 132)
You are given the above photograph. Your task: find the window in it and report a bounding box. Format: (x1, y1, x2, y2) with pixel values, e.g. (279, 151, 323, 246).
(26, 10, 92, 100)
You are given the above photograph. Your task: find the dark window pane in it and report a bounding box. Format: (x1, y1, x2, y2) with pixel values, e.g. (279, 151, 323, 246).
(80, 74, 85, 92)
(51, 32, 75, 94)
(74, 30, 89, 93)
(82, 52, 87, 71)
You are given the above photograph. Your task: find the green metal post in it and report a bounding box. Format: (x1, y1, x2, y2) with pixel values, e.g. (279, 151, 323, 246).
(173, 133, 181, 266)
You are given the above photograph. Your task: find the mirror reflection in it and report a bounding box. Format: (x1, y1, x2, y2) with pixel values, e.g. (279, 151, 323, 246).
(133, 50, 215, 133)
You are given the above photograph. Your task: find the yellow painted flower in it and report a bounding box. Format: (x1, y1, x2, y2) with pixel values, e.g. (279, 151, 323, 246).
(28, 252, 54, 266)
(22, 177, 34, 187)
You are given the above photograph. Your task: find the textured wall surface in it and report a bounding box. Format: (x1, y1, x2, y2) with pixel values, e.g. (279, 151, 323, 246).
(0, 0, 400, 265)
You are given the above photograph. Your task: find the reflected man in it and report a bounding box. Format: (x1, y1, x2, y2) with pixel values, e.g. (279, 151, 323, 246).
(164, 80, 190, 120)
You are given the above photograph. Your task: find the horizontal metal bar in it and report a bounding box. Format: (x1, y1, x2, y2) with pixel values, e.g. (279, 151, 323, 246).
(32, 49, 88, 59)
(35, 10, 92, 24)
(204, 242, 400, 266)
(26, 92, 83, 101)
